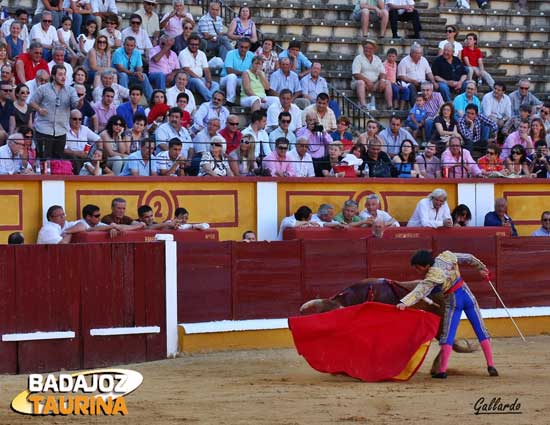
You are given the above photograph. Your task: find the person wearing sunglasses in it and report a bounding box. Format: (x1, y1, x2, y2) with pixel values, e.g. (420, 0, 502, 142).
(438, 25, 462, 57)
(0, 132, 33, 175)
(37, 205, 86, 244)
(476, 143, 505, 176)
(528, 140, 550, 179)
(112, 36, 153, 99)
(503, 144, 531, 177)
(269, 111, 297, 150)
(135, 0, 161, 45)
(262, 137, 295, 177)
(509, 79, 542, 117)
(65, 108, 100, 173)
(531, 211, 550, 237)
(219, 114, 243, 155)
(76, 204, 126, 239)
(29, 11, 59, 62)
(228, 133, 258, 176)
(121, 14, 153, 60)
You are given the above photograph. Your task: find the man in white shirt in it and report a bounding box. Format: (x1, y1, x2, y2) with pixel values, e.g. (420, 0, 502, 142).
(91, 0, 119, 30)
(193, 117, 221, 154)
(0, 133, 33, 175)
(359, 194, 400, 227)
(242, 109, 270, 158)
(166, 71, 196, 114)
(29, 11, 58, 61)
(155, 106, 194, 153)
(37, 205, 85, 244)
(397, 44, 437, 105)
(288, 136, 315, 177)
(156, 138, 186, 176)
(48, 47, 73, 86)
(64, 109, 100, 172)
(92, 69, 129, 106)
(121, 14, 153, 57)
(481, 82, 512, 133)
(135, 0, 160, 43)
(407, 188, 453, 228)
(310, 204, 346, 228)
(266, 89, 302, 133)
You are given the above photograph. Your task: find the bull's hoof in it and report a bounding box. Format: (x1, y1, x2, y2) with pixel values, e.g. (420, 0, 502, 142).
(487, 366, 499, 377)
(431, 372, 448, 379)
(299, 299, 341, 315)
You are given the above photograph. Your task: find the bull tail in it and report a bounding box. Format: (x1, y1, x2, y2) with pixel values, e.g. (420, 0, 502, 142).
(452, 339, 479, 353)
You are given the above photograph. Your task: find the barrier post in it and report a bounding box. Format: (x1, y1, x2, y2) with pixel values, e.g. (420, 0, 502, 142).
(155, 234, 178, 357)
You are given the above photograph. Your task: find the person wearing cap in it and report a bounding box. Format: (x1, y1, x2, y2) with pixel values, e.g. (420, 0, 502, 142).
(351, 39, 392, 111)
(135, 0, 160, 45)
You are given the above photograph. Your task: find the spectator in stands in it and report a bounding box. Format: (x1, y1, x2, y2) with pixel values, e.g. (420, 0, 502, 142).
(227, 6, 258, 46)
(277, 205, 320, 240)
(358, 119, 384, 148)
(404, 94, 427, 142)
(255, 38, 279, 78)
(330, 116, 353, 152)
(78, 19, 98, 56)
(198, 1, 232, 60)
(432, 43, 467, 102)
(220, 38, 254, 106)
(503, 144, 532, 177)
(392, 139, 422, 178)
(407, 188, 453, 228)
(166, 71, 196, 115)
(91, 0, 119, 32)
(172, 18, 195, 55)
(99, 115, 130, 174)
(240, 56, 279, 112)
(65, 109, 101, 173)
(500, 120, 533, 160)
(1, 9, 29, 49)
(484, 198, 518, 236)
(269, 57, 305, 107)
(397, 44, 437, 106)
(125, 114, 148, 152)
(365, 138, 392, 177)
(15, 42, 49, 85)
(383, 48, 408, 111)
(112, 36, 153, 99)
(29, 11, 58, 62)
(92, 87, 117, 132)
(530, 118, 546, 146)
(160, 0, 193, 39)
(269, 112, 297, 149)
(136, 0, 160, 44)
(301, 93, 337, 132)
(1, 64, 15, 88)
(0, 80, 12, 143)
(30, 65, 83, 161)
(502, 104, 531, 138)
(5, 21, 26, 61)
(279, 40, 311, 79)
(0, 133, 33, 175)
(57, 17, 80, 65)
(477, 143, 506, 176)
(148, 35, 179, 90)
(136, 204, 172, 229)
(481, 82, 511, 135)
(531, 211, 550, 236)
(199, 135, 233, 177)
(179, 34, 220, 102)
(170, 207, 210, 230)
(263, 137, 295, 177)
(156, 106, 193, 155)
(266, 89, 302, 133)
(243, 109, 271, 159)
(26, 70, 49, 104)
(421, 82, 445, 140)
(451, 204, 472, 227)
(359, 194, 399, 227)
(297, 111, 333, 160)
(539, 102, 550, 143)
(120, 137, 158, 176)
(102, 197, 134, 225)
(242, 230, 256, 241)
(378, 115, 416, 158)
(191, 90, 229, 136)
(79, 148, 114, 176)
(438, 25, 462, 57)
(92, 69, 129, 107)
(37, 205, 85, 244)
(351, 39, 391, 111)
(48, 47, 74, 87)
(122, 14, 153, 59)
(352, 0, 389, 38)
(387, 0, 421, 39)
(288, 136, 315, 177)
(300, 62, 329, 104)
(317, 140, 345, 178)
(416, 141, 442, 178)
(98, 17, 122, 49)
(83, 36, 111, 85)
(453, 80, 481, 120)
(228, 133, 257, 176)
(461, 33, 494, 90)
(193, 117, 221, 155)
(509, 79, 542, 117)
(529, 141, 550, 178)
(156, 138, 186, 176)
(7, 232, 24, 245)
(334, 200, 363, 225)
(441, 135, 483, 178)
(116, 86, 146, 129)
(458, 104, 498, 156)
(311, 204, 345, 228)
(219, 114, 242, 155)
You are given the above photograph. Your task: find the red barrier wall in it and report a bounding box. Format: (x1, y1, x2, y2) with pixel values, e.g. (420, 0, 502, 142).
(71, 229, 218, 243)
(0, 243, 166, 374)
(177, 237, 550, 323)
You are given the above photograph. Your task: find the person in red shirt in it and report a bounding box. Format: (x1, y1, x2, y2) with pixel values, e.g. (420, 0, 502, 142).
(477, 143, 506, 175)
(461, 33, 495, 89)
(14, 41, 50, 84)
(219, 114, 242, 155)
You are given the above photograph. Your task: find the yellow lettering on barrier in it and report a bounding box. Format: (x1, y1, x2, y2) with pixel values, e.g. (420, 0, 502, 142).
(28, 394, 43, 414)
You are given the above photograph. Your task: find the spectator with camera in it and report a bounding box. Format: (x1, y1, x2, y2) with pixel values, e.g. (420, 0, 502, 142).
(528, 141, 550, 178)
(296, 111, 333, 161)
(301, 93, 337, 133)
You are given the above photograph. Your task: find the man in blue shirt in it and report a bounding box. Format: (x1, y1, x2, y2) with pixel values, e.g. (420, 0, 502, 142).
(484, 198, 518, 236)
(112, 36, 153, 99)
(120, 137, 158, 176)
(220, 38, 254, 106)
(116, 85, 146, 129)
(531, 211, 550, 236)
(279, 40, 312, 79)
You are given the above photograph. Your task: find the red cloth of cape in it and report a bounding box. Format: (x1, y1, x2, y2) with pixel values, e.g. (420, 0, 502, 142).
(288, 301, 440, 382)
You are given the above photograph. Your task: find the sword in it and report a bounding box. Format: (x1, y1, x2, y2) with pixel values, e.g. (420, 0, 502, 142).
(486, 278, 526, 342)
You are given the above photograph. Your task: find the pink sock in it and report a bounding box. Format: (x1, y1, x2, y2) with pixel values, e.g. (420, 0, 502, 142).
(438, 344, 453, 373)
(480, 339, 494, 367)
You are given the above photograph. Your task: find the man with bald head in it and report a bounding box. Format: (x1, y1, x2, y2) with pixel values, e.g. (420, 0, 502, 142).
(484, 198, 518, 236)
(0, 133, 34, 174)
(397, 44, 437, 106)
(432, 43, 467, 102)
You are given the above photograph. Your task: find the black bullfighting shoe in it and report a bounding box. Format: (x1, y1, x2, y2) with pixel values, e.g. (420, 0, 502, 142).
(487, 366, 499, 377)
(432, 372, 448, 379)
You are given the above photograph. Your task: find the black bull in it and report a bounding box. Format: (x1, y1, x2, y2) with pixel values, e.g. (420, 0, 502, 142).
(299, 278, 478, 374)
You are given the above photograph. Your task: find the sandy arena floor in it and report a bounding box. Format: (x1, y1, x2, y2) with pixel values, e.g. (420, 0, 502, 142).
(0, 335, 548, 425)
